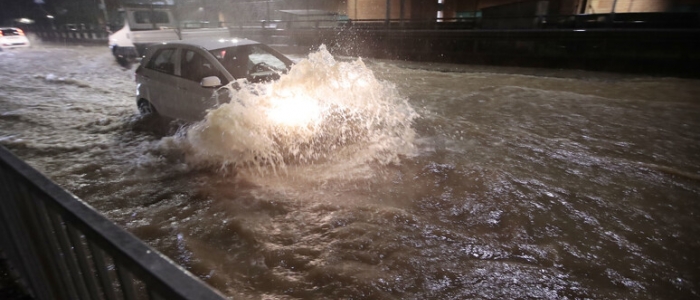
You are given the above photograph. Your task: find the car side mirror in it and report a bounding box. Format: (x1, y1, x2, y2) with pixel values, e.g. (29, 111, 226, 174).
(200, 76, 222, 88)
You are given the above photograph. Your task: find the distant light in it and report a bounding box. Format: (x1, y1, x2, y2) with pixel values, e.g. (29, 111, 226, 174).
(47, 15, 54, 19)
(574, 29, 586, 32)
(18, 18, 35, 24)
(217, 38, 239, 44)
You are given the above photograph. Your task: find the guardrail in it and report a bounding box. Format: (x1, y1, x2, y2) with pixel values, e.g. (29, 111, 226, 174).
(31, 26, 109, 44)
(226, 12, 700, 31)
(0, 145, 228, 300)
(24, 12, 698, 46)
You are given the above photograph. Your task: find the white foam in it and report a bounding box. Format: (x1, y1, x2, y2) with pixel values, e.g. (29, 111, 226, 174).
(174, 45, 418, 172)
(35, 73, 90, 88)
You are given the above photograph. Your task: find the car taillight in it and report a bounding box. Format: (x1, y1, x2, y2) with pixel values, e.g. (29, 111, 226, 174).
(0, 31, 3, 37)
(17, 29, 25, 36)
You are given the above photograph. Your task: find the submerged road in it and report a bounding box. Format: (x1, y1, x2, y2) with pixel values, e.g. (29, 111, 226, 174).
(1, 43, 699, 299)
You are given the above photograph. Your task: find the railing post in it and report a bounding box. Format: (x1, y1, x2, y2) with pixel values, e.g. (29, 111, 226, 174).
(66, 225, 102, 299)
(116, 263, 138, 300)
(88, 241, 119, 300)
(385, 0, 391, 27)
(48, 212, 92, 300)
(35, 199, 81, 300)
(0, 170, 55, 300)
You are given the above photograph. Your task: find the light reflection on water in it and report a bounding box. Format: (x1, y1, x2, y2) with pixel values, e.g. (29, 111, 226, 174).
(0, 46, 699, 299)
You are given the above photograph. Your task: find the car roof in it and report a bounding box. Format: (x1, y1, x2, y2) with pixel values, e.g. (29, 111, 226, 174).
(155, 38, 260, 51)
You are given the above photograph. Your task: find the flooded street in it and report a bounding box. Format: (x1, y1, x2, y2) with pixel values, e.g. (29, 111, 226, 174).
(1, 44, 699, 299)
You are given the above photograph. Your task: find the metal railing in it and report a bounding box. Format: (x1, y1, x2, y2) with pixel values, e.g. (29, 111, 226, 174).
(23, 12, 698, 47)
(29, 25, 109, 44)
(0, 145, 228, 300)
(226, 12, 700, 31)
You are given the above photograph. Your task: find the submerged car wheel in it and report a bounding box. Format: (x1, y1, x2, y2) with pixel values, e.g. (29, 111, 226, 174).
(138, 99, 156, 115)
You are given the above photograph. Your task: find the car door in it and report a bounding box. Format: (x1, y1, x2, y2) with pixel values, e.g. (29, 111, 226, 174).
(140, 47, 181, 118)
(176, 47, 228, 121)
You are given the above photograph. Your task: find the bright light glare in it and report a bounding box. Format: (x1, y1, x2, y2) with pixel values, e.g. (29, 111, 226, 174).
(219, 38, 239, 43)
(267, 95, 321, 127)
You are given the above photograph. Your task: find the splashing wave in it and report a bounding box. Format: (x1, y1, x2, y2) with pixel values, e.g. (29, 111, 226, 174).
(171, 45, 418, 171)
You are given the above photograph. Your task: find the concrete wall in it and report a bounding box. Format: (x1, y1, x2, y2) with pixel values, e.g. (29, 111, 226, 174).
(408, 0, 438, 20)
(407, 0, 684, 20)
(585, 0, 669, 13)
(444, 0, 568, 19)
(231, 23, 700, 78)
(347, 0, 410, 20)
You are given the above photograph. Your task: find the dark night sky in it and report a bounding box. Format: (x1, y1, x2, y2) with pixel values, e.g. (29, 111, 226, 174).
(1, 0, 116, 27)
(0, 0, 53, 25)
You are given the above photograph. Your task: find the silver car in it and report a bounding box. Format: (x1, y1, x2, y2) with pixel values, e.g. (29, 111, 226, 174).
(135, 38, 293, 121)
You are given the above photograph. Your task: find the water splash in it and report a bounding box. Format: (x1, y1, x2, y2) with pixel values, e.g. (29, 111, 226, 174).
(177, 45, 418, 171)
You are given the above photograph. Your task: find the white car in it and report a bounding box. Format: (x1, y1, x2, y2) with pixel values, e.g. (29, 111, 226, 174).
(135, 38, 293, 121)
(0, 27, 30, 50)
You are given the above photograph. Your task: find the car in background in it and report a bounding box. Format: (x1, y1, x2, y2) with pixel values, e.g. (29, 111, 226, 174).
(0, 27, 30, 50)
(135, 38, 293, 121)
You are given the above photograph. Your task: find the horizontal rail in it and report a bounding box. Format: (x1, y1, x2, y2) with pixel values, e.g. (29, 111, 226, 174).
(223, 12, 700, 30)
(0, 145, 228, 300)
(23, 12, 699, 44)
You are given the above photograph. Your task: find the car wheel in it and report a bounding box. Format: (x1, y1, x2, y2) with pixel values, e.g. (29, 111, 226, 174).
(138, 100, 156, 115)
(113, 46, 129, 67)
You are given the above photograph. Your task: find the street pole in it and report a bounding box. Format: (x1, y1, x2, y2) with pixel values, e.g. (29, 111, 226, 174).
(386, 0, 391, 27)
(173, 0, 182, 39)
(610, 0, 618, 26)
(98, 0, 109, 28)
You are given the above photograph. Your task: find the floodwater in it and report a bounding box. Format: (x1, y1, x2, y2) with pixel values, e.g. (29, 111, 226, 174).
(1, 43, 699, 299)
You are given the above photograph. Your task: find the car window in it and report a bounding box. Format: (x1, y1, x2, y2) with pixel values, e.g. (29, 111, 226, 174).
(249, 45, 288, 71)
(1, 29, 21, 36)
(214, 47, 250, 79)
(133, 11, 169, 24)
(213, 45, 290, 80)
(180, 49, 225, 83)
(146, 48, 177, 75)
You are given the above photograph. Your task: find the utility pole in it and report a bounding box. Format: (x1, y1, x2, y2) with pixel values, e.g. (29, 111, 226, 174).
(610, 0, 618, 26)
(172, 0, 182, 39)
(386, 0, 391, 26)
(98, 0, 109, 28)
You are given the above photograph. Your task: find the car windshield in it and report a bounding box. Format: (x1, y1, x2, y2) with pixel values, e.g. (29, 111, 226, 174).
(209, 44, 292, 81)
